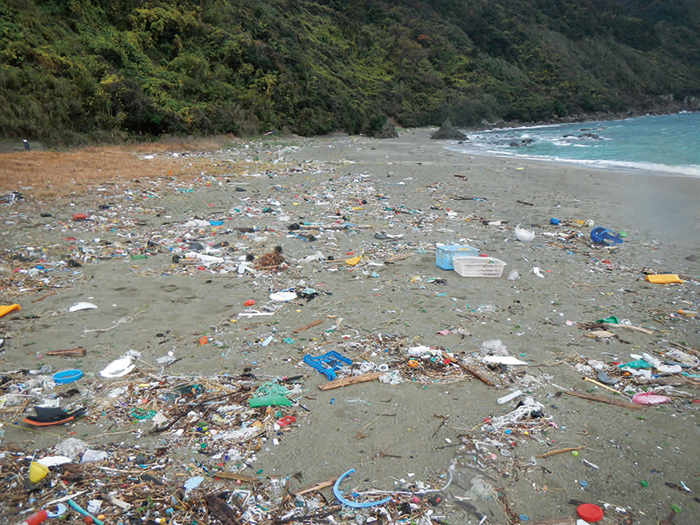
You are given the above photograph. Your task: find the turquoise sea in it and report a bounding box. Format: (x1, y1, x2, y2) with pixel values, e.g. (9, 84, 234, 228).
(447, 111, 700, 177)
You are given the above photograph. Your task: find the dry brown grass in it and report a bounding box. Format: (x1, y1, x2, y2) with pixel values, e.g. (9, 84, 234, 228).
(0, 137, 249, 200)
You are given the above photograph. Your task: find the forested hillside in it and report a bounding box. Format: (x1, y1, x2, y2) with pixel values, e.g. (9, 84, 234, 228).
(1, 0, 699, 144)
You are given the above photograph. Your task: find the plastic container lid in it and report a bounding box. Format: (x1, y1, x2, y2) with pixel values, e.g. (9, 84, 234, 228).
(577, 503, 603, 522)
(53, 369, 83, 384)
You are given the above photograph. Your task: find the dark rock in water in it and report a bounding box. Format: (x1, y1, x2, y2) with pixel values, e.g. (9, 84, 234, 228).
(375, 118, 399, 139)
(580, 132, 601, 140)
(509, 138, 534, 147)
(431, 119, 466, 140)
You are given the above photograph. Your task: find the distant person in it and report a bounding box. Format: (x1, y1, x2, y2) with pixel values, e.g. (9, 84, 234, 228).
(23, 139, 30, 151)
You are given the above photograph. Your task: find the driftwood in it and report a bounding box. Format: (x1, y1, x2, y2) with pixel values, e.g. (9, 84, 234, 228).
(292, 319, 323, 333)
(565, 391, 642, 410)
(537, 445, 585, 458)
(583, 376, 620, 394)
(603, 322, 653, 335)
(318, 371, 384, 391)
(210, 472, 258, 483)
(46, 347, 86, 357)
(292, 478, 337, 496)
(441, 353, 494, 387)
(204, 493, 241, 525)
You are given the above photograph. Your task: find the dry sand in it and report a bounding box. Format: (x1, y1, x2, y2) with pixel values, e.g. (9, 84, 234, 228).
(0, 128, 699, 524)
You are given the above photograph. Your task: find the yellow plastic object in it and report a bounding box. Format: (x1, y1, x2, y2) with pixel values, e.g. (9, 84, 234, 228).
(344, 254, 363, 266)
(0, 304, 20, 318)
(645, 274, 683, 284)
(29, 461, 49, 483)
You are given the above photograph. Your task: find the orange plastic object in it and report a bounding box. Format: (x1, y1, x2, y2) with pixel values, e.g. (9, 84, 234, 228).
(0, 304, 20, 318)
(645, 274, 683, 284)
(198, 335, 209, 345)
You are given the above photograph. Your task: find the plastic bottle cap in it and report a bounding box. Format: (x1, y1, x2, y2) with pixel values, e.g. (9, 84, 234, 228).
(577, 503, 603, 522)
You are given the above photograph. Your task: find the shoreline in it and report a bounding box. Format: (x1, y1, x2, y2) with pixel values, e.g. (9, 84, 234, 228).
(448, 111, 700, 180)
(444, 141, 700, 180)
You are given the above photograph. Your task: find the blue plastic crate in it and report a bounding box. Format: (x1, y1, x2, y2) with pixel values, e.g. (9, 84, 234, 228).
(304, 350, 352, 381)
(435, 244, 480, 270)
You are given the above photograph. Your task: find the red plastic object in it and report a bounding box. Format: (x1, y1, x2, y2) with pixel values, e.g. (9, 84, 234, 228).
(577, 503, 603, 522)
(72, 213, 88, 221)
(18, 510, 48, 525)
(244, 299, 255, 307)
(277, 415, 296, 427)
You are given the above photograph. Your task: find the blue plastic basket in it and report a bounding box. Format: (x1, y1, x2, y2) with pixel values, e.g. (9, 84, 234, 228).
(435, 244, 480, 270)
(304, 351, 352, 381)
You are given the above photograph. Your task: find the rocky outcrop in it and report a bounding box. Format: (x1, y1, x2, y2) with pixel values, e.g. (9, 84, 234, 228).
(375, 118, 399, 138)
(430, 119, 466, 140)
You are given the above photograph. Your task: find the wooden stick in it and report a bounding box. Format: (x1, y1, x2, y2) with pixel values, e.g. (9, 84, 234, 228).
(583, 376, 620, 394)
(292, 478, 338, 496)
(442, 353, 494, 387)
(292, 319, 323, 333)
(210, 472, 258, 483)
(46, 347, 86, 357)
(31, 291, 58, 303)
(603, 322, 653, 335)
(565, 391, 642, 410)
(537, 446, 585, 458)
(318, 371, 383, 391)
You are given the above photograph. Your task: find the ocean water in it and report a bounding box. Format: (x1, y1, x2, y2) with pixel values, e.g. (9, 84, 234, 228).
(447, 112, 700, 177)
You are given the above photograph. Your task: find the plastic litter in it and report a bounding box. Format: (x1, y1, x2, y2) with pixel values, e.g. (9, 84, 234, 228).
(304, 350, 352, 380)
(479, 355, 528, 366)
(16, 510, 47, 525)
(435, 243, 480, 270)
(590, 226, 623, 245)
(28, 461, 49, 483)
(270, 291, 297, 301)
(644, 274, 683, 284)
(22, 406, 84, 427)
(514, 225, 536, 242)
(576, 503, 603, 522)
(631, 392, 671, 405)
(0, 304, 21, 318)
(82, 449, 109, 463)
(68, 302, 97, 312)
(100, 356, 136, 378)
(497, 390, 524, 404)
(36, 455, 72, 467)
(333, 469, 392, 508)
(453, 256, 507, 277)
(184, 476, 204, 491)
(52, 369, 83, 384)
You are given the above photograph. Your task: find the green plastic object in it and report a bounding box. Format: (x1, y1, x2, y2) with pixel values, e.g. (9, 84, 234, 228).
(618, 359, 651, 369)
(595, 316, 618, 324)
(249, 394, 291, 407)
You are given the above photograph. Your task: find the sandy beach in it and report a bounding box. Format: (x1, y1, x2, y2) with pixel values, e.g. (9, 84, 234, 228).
(0, 128, 698, 524)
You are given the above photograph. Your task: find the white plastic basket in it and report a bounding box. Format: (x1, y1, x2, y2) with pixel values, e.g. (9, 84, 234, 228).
(453, 256, 506, 277)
